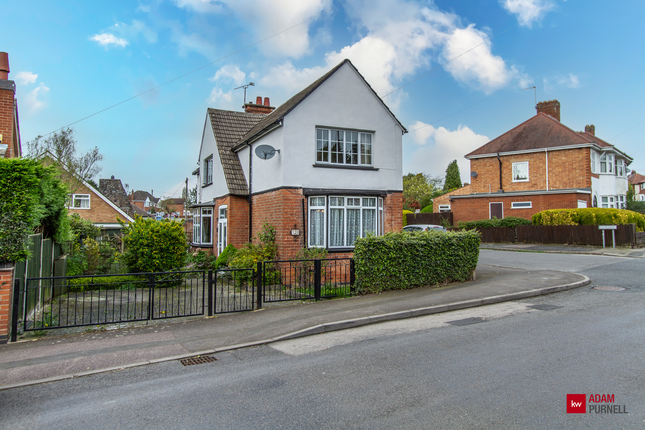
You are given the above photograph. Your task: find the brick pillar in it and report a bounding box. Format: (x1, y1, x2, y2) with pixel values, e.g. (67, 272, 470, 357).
(0, 80, 16, 159)
(0, 265, 15, 344)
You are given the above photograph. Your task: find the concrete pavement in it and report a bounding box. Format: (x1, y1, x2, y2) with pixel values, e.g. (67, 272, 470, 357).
(0, 261, 590, 390)
(481, 242, 645, 258)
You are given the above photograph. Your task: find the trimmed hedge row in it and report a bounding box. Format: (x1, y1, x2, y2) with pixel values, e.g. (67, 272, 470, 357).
(457, 216, 531, 229)
(532, 208, 645, 232)
(353, 230, 480, 293)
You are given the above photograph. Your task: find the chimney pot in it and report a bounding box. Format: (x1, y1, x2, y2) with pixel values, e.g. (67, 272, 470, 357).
(264, 97, 270, 106)
(585, 124, 595, 136)
(256, 96, 262, 105)
(536, 99, 560, 122)
(0, 52, 9, 80)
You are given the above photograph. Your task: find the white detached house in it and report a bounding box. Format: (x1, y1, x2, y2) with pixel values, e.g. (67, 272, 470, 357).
(192, 59, 406, 259)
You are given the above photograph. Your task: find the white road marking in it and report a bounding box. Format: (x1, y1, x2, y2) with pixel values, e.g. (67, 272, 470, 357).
(270, 302, 538, 356)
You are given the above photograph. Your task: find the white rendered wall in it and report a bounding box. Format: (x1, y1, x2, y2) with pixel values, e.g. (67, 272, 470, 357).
(594, 174, 628, 197)
(198, 115, 229, 203)
(248, 63, 403, 194)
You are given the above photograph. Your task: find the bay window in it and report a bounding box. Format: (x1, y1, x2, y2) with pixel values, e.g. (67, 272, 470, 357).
(193, 207, 213, 245)
(316, 128, 373, 166)
(590, 150, 597, 173)
(600, 153, 614, 174)
(309, 195, 383, 249)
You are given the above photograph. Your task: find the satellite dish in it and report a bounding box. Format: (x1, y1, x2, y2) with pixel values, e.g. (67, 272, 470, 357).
(471, 171, 478, 178)
(255, 144, 280, 160)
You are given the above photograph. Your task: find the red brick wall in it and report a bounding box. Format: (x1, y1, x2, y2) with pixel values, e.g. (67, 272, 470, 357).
(252, 189, 306, 260)
(0, 83, 17, 159)
(0, 267, 14, 343)
(384, 192, 403, 234)
(68, 183, 127, 224)
(450, 193, 590, 224)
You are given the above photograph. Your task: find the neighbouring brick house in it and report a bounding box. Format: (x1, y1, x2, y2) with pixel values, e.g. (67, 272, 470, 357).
(130, 190, 159, 214)
(628, 171, 645, 202)
(192, 59, 406, 259)
(160, 197, 185, 217)
(0, 52, 21, 159)
(434, 100, 632, 224)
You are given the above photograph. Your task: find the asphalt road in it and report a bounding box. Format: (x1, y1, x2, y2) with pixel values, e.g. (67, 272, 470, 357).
(1, 251, 643, 429)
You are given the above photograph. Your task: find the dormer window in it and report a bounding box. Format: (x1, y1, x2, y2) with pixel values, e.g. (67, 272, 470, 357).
(316, 128, 373, 166)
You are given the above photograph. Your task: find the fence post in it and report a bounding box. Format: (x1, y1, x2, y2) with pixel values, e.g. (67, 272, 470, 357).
(208, 270, 213, 317)
(256, 262, 263, 310)
(314, 259, 321, 301)
(350, 259, 356, 293)
(147, 274, 155, 320)
(11, 279, 20, 342)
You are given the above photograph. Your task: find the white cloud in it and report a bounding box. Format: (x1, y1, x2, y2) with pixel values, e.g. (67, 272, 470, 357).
(500, 0, 555, 28)
(210, 65, 246, 85)
(173, 0, 332, 58)
(543, 73, 580, 92)
(15, 71, 38, 86)
(208, 88, 234, 104)
(113, 20, 158, 44)
(90, 33, 129, 48)
(24, 82, 50, 113)
(406, 121, 489, 182)
(261, 0, 522, 102)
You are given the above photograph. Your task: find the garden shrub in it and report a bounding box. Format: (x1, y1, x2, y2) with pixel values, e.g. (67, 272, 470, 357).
(187, 250, 216, 271)
(67, 275, 143, 292)
(420, 205, 433, 213)
(215, 244, 237, 269)
(66, 238, 121, 276)
(121, 215, 188, 272)
(229, 223, 279, 283)
(457, 217, 531, 229)
(532, 208, 645, 232)
(402, 210, 413, 227)
(353, 230, 480, 293)
(626, 200, 645, 214)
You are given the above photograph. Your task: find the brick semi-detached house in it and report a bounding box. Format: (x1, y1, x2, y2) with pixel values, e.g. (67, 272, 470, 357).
(192, 59, 406, 259)
(628, 171, 645, 202)
(434, 100, 633, 224)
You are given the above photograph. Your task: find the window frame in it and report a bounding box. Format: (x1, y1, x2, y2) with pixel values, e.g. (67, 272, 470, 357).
(308, 195, 383, 249)
(438, 204, 451, 212)
(590, 150, 597, 174)
(511, 201, 532, 209)
(315, 127, 374, 167)
(217, 206, 227, 254)
(600, 153, 614, 174)
(512, 161, 529, 182)
(203, 155, 213, 186)
(71, 194, 90, 209)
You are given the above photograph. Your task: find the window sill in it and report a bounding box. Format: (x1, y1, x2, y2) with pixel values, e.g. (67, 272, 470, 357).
(202, 182, 213, 188)
(70, 207, 91, 210)
(191, 243, 213, 248)
(312, 163, 378, 171)
(326, 247, 355, 253)
(511, 179, 529, 183)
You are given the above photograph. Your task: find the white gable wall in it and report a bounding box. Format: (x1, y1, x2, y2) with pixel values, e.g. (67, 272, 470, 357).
(250, 63, 403, 194)
(199, 115, 229, 203)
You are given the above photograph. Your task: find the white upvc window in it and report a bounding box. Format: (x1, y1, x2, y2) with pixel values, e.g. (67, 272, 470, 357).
(601, 196, 616, 208)
(309, 195, 382, 248)
(203, 155, 213, 186)
(618, 195, 626, 209)
(316, 128, 373, 166)
(201, 208, 213, 245)
(511, 201, 532, 209)
(193, 211, 201, 244)
(72, 194, 90, 209)
(512, 162, 529, 182)
(600, 153, 614, 174)
(590, 150, 597, 173)
(616, 159, 625, 177)
(438, 204, 451, 212)
(217, 206, 227, 254)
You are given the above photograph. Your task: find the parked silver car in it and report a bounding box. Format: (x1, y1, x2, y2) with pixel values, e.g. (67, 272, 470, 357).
(403, 224, 447, 233)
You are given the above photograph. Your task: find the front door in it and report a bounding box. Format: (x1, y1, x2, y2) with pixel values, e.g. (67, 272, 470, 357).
(490, 202, 503, 219)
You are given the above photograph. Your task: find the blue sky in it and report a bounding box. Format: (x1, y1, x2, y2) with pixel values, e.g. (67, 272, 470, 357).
(3, 0, 644, 198)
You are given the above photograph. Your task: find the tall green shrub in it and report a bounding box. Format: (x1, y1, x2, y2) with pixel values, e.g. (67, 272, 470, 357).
(457, 217, 532, 229)
(354, 230, 480, 293)
(121, 216, 187, 272)
(532, 208, 645, 232)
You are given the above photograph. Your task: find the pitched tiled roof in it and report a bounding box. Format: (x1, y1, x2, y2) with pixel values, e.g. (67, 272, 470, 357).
(466, 113, 616, 157)
(208, 108, 266, 195)
(629, 172, 645, 185)
(132, 190, 159, 204)
(232, 59, 406, 151)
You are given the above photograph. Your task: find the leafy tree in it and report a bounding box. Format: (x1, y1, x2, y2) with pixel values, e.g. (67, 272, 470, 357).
(182, 185, 197, 208)
(158, 198, 174, 215)
(0, 158, 71, 262)
(121, 216, 187, 272)
(27, 127, 103, 194)
(443, 160, 462, 191)
(403, 173, 443, 211)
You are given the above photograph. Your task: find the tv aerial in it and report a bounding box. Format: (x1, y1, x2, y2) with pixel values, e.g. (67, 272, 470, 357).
(234, 82, 255, 105)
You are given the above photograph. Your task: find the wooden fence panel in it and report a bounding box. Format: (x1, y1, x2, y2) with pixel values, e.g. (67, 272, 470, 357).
(406, 212, 453, 226)
(476, 227, 515, 243)
(515, 224, 635, 246)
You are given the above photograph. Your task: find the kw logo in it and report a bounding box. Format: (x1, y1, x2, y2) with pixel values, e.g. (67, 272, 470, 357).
(567, 394, 586, 413)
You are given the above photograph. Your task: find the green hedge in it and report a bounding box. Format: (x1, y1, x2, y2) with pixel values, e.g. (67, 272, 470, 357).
(532, 208, 645, 232)
(402, 210, 413, 227)
(420, 205, 433, 213)
(67, 275, 143, 292)
(353, 230, 480, 293)
(457, 217, 532, 229)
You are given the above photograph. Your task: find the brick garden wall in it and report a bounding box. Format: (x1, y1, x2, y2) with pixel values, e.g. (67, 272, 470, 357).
(0, 266, 14, 344)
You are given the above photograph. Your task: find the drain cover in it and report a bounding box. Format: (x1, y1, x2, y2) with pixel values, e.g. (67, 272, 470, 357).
(180, 355, 217, 366)
(528, 304, 562, 311)
(593, 286, 626, 292)
(447, 317, 485, 326)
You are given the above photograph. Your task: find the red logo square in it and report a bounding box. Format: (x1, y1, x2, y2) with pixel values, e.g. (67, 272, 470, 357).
(567, 394, 586, 413)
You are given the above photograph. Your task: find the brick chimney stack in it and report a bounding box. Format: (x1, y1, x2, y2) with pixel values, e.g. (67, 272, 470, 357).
(585, 125, 595, 136)
(536, 100, 560, 122)
(0, 51, 19, 158)
(244, 95, 275, 114)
